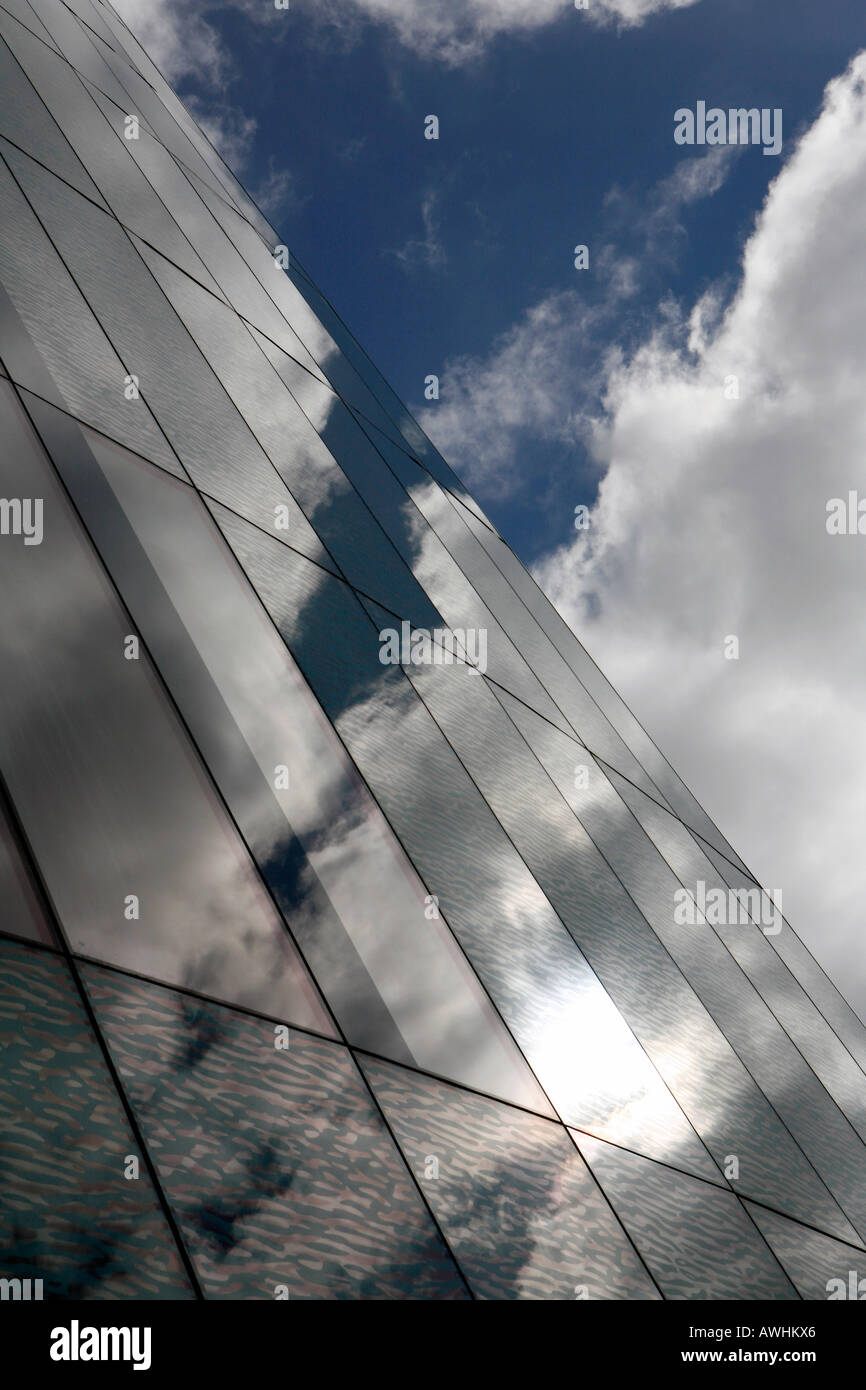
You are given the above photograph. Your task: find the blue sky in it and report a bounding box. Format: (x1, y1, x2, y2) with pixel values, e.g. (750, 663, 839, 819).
(121, 0, 866, 1016)
(139, 0, 865, 560)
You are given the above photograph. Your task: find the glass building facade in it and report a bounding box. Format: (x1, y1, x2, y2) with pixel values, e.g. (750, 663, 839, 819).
(1, 0, 865, 1302)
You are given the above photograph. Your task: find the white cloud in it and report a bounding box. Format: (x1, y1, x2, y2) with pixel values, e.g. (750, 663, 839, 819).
(418, 289, 600, 495)
(112, 0, 702, 94)
(251, 161, 307, 219)
(417, 149, 734, 497)
(111, 0, 228, 86)
(183, 97, 258, 168)
(528, 52, 866, 1016)
(389, 188, 448, 271)
(110, 0, 284, 173)
(314, 0, 701, 64)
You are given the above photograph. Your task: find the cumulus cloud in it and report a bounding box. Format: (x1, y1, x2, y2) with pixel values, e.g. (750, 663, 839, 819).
(527, 53, 866, 1015)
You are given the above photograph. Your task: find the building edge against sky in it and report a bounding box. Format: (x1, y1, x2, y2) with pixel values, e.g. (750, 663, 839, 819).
(0, 0, 865, 1300)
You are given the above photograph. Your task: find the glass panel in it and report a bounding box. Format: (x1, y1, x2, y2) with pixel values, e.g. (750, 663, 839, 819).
(85, 83, 230, 299)
(137, 171, 332, 375)
(185, 159, 282, 247)
(0, 935, 193, 1298)
(383, 646, 857, 1239)
(181, 178, 422, 440)
(114, 41, 276, 245)
(133, 243, 453, 629)
(0, 0, 60, 51)
(2, 92, 222, 296)
(0, 24, 108, 205)
(745, 1202, 866, 1301)
(360, 1056, 661, 1300)
(5, 160, 331, 547)
(152, 132, 289, 274)
(1, 4, 141, 128)
(91, 0, 180, 89)
(30, 395, 549, 1113)
(462, 501, 752, 867)
(573, 1133, 797, 1300)
(0, 381, 330, 1031)
(24, 0, 129, 98)
(254, 337, 577, 734)
(204, 505, 733, 1180)
(393, 466, 673, 802)
(56, 0, 120, 50)
(285, 253, 492, 524)
(82, 40, 242, 210)
(494, 684, 866, 1244)
(83, 965, 469, 1300)
(699, 836, 866, 1079)
(604, 780, 866, 1141)
(0, 156, 181, 474)
(0, 793, 56, 947)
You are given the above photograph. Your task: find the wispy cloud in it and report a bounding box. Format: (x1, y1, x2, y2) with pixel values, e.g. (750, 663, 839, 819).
(388, 188, 448, 271)
(183, 96, 258, 169)
(307, 0, 702, 65)
(111, 0, 228, 86)
(111, 0, 285, 182)
(250, 160, 308, 220)
(416, 148, 734, 497)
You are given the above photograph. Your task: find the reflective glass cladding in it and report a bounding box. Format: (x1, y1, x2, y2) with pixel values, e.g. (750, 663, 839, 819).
(1, 0, 864, 1304)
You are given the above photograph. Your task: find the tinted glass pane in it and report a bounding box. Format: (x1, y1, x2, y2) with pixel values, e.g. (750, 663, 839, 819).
(92, 0, 180, 89)
(395, 467, 673, 801)
(461, 501, 752, 865)
(95, 19, 279, 247)
(0, 794, 56, 947)
(573, 1132, 797, 1300)
(84, 966, 469, 1300)
(135, 244, 454, 628)
(0, 6, 142, 140)
(387, 649, 856, 1237)
(33, 398, 549, 1113)
(6, 161, 332, 547)
(86, 45, 241, 209)
(256, 342, 578, 733)
(0, 936, 193, 1298)
(0, 382, 330, 1031)
(606, 782, 866, 1141)
(361, 1056, 660, 1300)
(145, 172, 333, 373)
(85, 84, 230, 297)
(745, 1202, 866, 1301)
(286, 255, 492, 522)
(0, 156, 181, 473)
(0, 0, 59, 50)
(494, 685, 866, 1244)
(205, 507, 732, 1179)
(24, 0, 127, 98)
(4, 131, 222, 305)
(0, 28, 107, 204)
(699, 835, 866, 1079)
(57, 0, 121, 50)
(187, 158, 292, 262)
